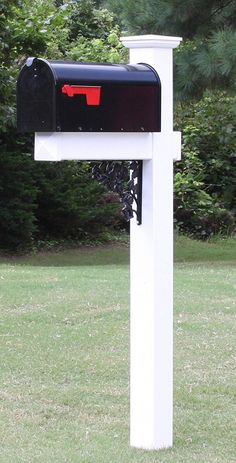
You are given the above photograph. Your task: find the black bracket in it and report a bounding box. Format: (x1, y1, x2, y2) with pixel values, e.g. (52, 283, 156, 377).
(92, 160, 143, 225)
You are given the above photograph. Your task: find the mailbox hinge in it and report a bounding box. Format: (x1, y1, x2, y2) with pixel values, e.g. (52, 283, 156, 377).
(92, 161, 143, 225)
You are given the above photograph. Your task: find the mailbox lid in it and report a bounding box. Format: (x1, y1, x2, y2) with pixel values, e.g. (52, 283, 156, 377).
(53, 60, 161, 132)
(17, 58, 161, 133)
(47, 60, 159, 85)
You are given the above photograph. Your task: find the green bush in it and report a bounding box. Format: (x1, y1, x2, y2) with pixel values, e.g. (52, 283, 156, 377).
(175, 92, 236, 238)
(175, 203, 235, 239)
(0, 0, 126, 252)
(0, 150, 37, 253)
(33, 162, 122, 241)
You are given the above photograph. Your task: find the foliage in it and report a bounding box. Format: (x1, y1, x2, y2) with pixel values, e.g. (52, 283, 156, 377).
(63, 0, 126, 63)
(105, 0, 236, 99)
(174, 92, 236, 238)
(106, 0, 236, 38)
(0, 0, 125, 252)
(67, 0, 114, 41)
(65, 30, 126, 63)
(33, 162, 122, 241)
(0, 151, 37, 252)
(1, 0, 235, 248)
(1, 4, 72, 251)
(175, 29, 236, 99)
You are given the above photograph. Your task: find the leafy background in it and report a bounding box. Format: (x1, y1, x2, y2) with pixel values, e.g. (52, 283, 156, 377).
(0, 0, 235, 252)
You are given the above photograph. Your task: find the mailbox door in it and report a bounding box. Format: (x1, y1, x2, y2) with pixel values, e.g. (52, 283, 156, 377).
(17, 59, 55, 132)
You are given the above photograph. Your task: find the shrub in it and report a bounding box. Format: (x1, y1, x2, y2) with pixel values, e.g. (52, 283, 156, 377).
(174, 91, 236, 238)
(33, 161, 122, 241)
(0, 151, 37, 253)
(0, 0, 126, 252)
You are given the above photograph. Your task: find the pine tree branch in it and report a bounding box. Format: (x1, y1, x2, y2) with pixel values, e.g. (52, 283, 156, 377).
(204, 0, 235, 24)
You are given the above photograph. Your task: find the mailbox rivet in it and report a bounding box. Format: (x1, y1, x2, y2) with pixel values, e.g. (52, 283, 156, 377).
(78, 127, 82, 131)
(121, 128, 124, 131)
(100, 128, 103, 131)
(141, 127, 145, 131)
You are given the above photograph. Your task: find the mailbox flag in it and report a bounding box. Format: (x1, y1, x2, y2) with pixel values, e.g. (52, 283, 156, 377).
(62, 85, 101, 106)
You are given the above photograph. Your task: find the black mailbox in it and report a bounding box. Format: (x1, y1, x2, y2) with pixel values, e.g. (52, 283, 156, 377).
(17, 57, 161, 133)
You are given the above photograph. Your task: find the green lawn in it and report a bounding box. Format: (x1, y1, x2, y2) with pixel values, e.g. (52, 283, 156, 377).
(0, 237, 235, 462)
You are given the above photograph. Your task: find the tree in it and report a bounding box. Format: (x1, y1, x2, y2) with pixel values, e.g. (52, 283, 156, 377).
(0, 0, 125, 252)
(105, 0, 236, 99)
(0, 1, 38, 252)
(106, 0, 236, 37)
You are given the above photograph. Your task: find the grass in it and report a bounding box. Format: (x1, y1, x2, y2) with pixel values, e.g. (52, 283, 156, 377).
(0, 236, 235, 462)
(175, 234, 236, 262)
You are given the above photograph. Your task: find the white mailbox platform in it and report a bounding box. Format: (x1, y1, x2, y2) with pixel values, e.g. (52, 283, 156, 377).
(34, 34, 182, 450)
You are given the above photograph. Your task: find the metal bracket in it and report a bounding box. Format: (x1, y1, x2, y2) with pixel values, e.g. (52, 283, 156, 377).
(92, 160, 143, 225)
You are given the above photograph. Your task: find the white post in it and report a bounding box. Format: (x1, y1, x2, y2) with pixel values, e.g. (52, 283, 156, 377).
(121, 35, 182, 450)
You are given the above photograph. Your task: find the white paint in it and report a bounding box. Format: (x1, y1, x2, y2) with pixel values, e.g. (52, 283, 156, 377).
(120, 35, 182, 450)
(34, 131, 181, 162)
(35, 132, 153, 161)
(34, 132, 153, 161)
(130, 135, 175, 450)
(120, 34, 182, 49)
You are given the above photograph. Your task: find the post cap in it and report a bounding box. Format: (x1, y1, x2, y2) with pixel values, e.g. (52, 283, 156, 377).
(121, 34, 182, 49)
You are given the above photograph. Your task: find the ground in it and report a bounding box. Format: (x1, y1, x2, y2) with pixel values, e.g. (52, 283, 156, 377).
(0, 236, 235, 462)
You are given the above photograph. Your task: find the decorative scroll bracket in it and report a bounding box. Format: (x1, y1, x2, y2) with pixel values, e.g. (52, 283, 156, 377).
(92, 160, 143, 225)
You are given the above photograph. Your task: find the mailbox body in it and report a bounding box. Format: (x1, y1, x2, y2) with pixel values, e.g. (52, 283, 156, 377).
(17, 58, 161, 133)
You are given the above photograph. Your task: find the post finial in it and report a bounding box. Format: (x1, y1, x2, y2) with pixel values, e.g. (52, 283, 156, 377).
(121, 34, 182, 50)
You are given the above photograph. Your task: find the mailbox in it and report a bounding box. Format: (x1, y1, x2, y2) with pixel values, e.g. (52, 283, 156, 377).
(17, 57, 161, 133)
